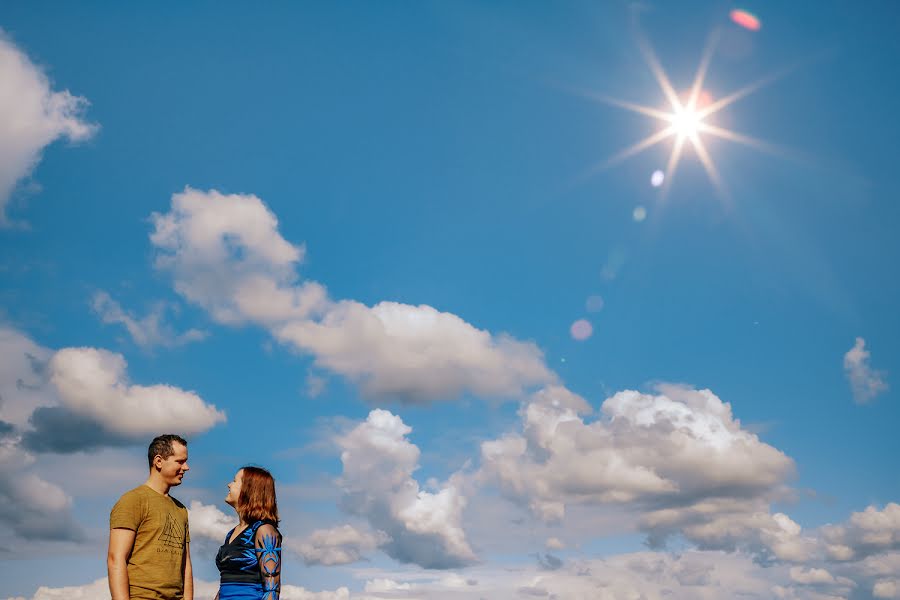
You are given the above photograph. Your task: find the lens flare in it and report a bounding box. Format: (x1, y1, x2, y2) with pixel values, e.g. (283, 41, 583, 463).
(570, 319, 593, 341)
(730, 9, 761, 31)
(585, 26, 792, 198)
(585, 295, 605, 312)
(633, 206, 647, 222)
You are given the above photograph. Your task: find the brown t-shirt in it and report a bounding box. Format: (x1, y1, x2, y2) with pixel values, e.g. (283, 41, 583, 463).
(110, 485, 191, 600)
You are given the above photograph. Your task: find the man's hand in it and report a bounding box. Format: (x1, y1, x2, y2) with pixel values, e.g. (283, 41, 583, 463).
(108, 528, 135, 600)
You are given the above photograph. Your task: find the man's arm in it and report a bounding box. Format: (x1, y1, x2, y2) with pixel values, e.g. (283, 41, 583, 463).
(183, 542, 193, 600)
(108, 528, 135, 600)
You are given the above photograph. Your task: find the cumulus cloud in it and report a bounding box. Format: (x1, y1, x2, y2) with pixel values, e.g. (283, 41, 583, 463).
(44, 347, 224, 440)
(346, 550, 835, 600)
(0, 326, 53, 427)
(479, 384, 800, 560)
(8, 578, 350, 600)
(91, 291, 207, 349)
(790, 566, 838, 585)
(150, 188, 554, 403)
(844, 337, 888, 404)
(292, 524, 387, 566)
(3, 324, 224, 455)
(822, 503, 900, 562)
(364, 579, 413, 593)
(0, 443, 83, 542)
(6, 577, 109, 600)
(336, 409, 475, 569)
(0, 32, 97, 225)
(545, 537, 565, 550)
(874, 580, 900, 599)
(187, 500, 236, 543)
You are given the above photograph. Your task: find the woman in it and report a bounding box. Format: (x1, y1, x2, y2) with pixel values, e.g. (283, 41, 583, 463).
(216, 466, 282, 600)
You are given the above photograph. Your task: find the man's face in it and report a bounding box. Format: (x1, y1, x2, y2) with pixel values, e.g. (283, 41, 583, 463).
(155, 442, 189, 486)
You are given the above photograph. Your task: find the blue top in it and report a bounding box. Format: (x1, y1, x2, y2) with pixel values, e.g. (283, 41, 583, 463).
(216, 520, 282, 600)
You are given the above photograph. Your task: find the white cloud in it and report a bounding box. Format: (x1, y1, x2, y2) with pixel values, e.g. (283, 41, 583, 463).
(823, 503, 900, 562)
(2, 324, 225, 454)
(479, 384, 801, 560)
(0, 32, 97, 225)
(91, 291, 207, 349)
(790, 566, 836, 585)
(545, 537, 564, 550)
(346, 549, 824, 600)
(0, 325, 53, 427)
(6, 577, 109, 600)
(364, 579, 412, 593)
(337, 409, 475, 569)
(278, 586, 351, 600)
(48, 346, 225, 438)
(150, 188, 554, 403)
(7, 578, 350, 600)
(292, 524, 387, 566)
(0, 442, 84, 542)
(874, 580, 900, 599)
(187, 500, 236, 543)
(844, 337, 888, 404)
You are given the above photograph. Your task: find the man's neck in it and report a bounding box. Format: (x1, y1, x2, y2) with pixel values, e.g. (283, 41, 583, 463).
(144, 474, 171, 496)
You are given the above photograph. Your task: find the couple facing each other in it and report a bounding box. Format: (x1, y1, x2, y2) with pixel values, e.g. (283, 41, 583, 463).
(107, 434, 282, 600)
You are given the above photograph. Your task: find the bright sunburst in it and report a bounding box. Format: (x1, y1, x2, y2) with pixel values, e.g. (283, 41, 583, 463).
(596, 30, 784, 197)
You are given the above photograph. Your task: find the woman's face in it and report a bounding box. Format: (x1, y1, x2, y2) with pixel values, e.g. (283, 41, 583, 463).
(225, 469, 243, 507)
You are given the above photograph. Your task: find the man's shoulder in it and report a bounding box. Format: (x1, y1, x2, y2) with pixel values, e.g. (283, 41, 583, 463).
(116, 485, 153, 502)
(168, 495, 187, 510)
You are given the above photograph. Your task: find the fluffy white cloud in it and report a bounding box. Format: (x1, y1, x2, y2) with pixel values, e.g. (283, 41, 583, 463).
(0, 442, 84, 542)
(823, 503, 900, 562)
(347, 550, 838, 600)
(545, 537, 564, 550)
(0, 33, 97, 225)
(790, 566, 837, 585)
(364, 579, 413, 593)
(187, 500, 236, 543)
(0, 328, 80, 541)
(2, 324, 225, 455)
(0, 326, 53, 427)
(7, 578, 350, 600)
(292, 524, 387, 566)
(337, 410, 475, 568)
(844, 337, 888, 404)
(91, 291, 207, 349)
(6, 577, 109, 600)
(479, 384, 799, 559)
(48, 347, 225, 438)
(149, 188, 320, 326)
(150, 188, 554, 403)
(874, 580, 900, 599)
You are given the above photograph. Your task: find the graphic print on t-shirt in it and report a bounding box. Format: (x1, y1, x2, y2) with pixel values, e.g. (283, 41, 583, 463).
(158, 513, 185, 548)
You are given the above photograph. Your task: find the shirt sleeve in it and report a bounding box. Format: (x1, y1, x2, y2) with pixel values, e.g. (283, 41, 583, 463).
(110, 491, 143, 531)
(254, 523, 281, 600)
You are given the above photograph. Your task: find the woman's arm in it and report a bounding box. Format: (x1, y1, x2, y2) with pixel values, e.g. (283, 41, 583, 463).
(254, 524, 282, 600)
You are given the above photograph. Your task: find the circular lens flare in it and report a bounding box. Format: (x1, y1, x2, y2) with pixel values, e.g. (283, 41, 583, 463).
(633, 206, 647, 222)
(570, 319, 593, 341)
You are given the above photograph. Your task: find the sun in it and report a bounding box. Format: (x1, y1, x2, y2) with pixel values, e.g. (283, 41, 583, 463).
(590, 29, 783, 197)
(670, 105, 702, 140)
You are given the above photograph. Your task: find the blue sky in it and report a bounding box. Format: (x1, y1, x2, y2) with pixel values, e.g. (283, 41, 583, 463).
(1, 2, 898, 599)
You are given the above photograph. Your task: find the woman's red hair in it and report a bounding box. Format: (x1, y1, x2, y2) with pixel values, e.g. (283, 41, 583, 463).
(237, 466, 279, 525)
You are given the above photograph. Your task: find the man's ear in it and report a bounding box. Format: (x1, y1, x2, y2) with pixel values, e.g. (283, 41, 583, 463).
(152, 454, 163, 471)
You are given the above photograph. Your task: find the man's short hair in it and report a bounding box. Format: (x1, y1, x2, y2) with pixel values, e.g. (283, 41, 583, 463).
(147, 434, 187, 470)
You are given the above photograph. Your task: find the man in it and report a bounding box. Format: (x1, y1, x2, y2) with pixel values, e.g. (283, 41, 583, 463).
(108, 434, 194, 600)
